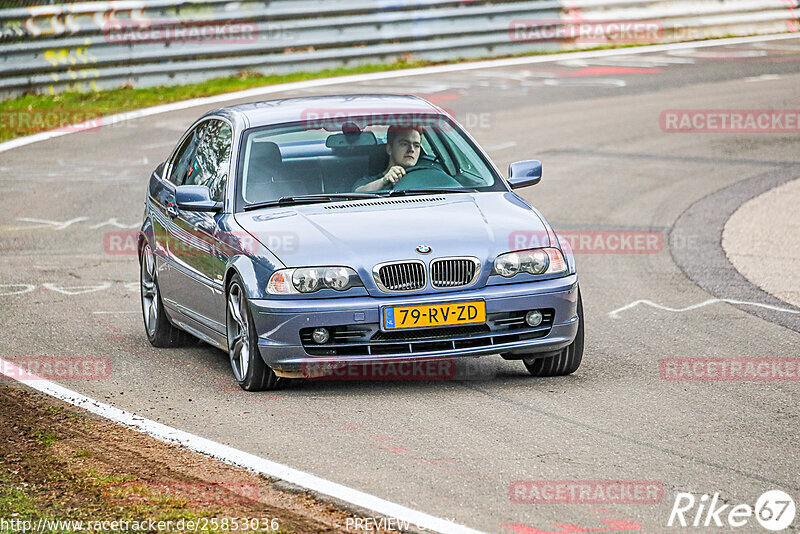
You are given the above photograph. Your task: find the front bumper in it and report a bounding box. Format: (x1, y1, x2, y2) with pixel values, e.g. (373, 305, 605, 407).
(249, 274, 579, 371)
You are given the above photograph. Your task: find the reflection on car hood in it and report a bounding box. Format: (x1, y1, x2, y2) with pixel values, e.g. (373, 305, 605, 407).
(235, 191, 552, 274)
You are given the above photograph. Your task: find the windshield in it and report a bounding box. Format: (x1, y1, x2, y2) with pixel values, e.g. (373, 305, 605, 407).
(236, 114, 505, 208)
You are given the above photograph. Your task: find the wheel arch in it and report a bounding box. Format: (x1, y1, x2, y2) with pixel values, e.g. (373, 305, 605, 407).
(225, 255, 269, 299)
(137, 218, 155, 261)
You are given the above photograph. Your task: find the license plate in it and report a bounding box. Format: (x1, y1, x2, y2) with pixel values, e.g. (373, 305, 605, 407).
(382, 301, 486, 330)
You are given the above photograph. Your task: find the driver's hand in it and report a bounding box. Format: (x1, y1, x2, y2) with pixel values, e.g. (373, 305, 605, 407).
(381, 166, 406, 187)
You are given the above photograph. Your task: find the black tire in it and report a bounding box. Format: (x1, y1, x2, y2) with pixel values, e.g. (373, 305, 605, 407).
(523, 288, 584, 377)
(140, 243, 194, 348)
(226, 274, 284, 391)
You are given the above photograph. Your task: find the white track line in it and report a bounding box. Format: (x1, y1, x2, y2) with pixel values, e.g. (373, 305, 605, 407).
(0, 357, 484, 534)
(608, 298, 800, 319)
(1, 32, 798, 155)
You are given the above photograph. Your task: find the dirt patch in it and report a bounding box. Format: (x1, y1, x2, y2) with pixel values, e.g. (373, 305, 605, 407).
(0, 384, 395, 533)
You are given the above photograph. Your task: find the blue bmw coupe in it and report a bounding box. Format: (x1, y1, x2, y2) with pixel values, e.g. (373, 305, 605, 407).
(139, 94, 583, 390)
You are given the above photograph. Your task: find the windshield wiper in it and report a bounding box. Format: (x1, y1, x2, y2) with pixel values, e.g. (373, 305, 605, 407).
(243, 193, 381, 211)
(386, 188, 477, 197)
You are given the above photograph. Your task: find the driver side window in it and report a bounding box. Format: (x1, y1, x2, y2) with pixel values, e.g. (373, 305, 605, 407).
(187, 120, 232, 202)
(167, 120, 232, 202)
(168, 128, 200, 186)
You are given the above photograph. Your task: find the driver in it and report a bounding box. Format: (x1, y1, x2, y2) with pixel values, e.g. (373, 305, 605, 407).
(353, 125, 421, 192)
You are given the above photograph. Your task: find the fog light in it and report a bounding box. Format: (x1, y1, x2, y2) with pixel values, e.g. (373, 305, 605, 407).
(312, 327, 330, 344)
(525, 310, 543, 327)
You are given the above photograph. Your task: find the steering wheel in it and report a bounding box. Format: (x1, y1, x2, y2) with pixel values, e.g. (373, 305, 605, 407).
(393, 165, 462, 190)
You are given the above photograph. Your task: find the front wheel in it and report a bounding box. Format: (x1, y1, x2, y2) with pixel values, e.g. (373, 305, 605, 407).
(523, 288, 584, 377)
(226, 275, 283, 391)
(140, 242, 194, 347)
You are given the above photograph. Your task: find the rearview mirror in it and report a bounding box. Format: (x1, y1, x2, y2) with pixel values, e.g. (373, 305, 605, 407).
(508, 160, 542, 189)
(175, 185, 222, 212)
(325, 131, 378, 148)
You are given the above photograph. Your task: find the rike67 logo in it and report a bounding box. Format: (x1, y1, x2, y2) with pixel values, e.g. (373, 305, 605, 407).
(668, 490, 796, 531)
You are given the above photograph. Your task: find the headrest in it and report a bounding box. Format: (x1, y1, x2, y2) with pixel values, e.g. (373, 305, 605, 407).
(250, 141, 282, 166)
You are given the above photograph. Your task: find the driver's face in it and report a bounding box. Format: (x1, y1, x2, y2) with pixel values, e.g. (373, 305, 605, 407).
(388, 130, 421, 168)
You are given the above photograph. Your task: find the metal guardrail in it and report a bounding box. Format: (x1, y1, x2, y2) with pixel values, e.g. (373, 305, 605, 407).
(0, 0, 797, 97)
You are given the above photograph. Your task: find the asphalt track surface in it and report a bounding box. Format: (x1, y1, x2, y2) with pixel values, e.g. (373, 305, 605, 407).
(2, 37, 800, 533)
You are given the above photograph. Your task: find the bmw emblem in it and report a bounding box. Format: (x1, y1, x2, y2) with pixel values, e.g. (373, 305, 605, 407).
(416, 245, 432, 254)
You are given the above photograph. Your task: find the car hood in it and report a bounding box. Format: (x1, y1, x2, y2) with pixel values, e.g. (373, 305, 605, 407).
(235, 192, 552, 291)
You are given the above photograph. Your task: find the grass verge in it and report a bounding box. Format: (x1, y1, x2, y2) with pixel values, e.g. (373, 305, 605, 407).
(0, 385, 387, 533)
(0, 42, 658, 144)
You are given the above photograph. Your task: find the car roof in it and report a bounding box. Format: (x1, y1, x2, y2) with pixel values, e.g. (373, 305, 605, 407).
(202, 94, 443, 128)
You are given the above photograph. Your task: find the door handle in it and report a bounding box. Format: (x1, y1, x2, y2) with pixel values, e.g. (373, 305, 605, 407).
(166, 203, 179, 218)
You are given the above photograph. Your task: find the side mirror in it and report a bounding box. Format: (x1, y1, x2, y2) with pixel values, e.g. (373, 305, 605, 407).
(508, 160, 542, 189)
(175, 185, 222, 212)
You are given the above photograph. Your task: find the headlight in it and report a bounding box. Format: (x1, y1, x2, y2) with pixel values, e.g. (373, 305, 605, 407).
(520, 249, 550, 275)
(324, 266, 352, 290)
(493, 248, 566, 278)
(293, 268, 322, 293)
(267, 266, 363, 294)
(494, 252, 520, 278)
